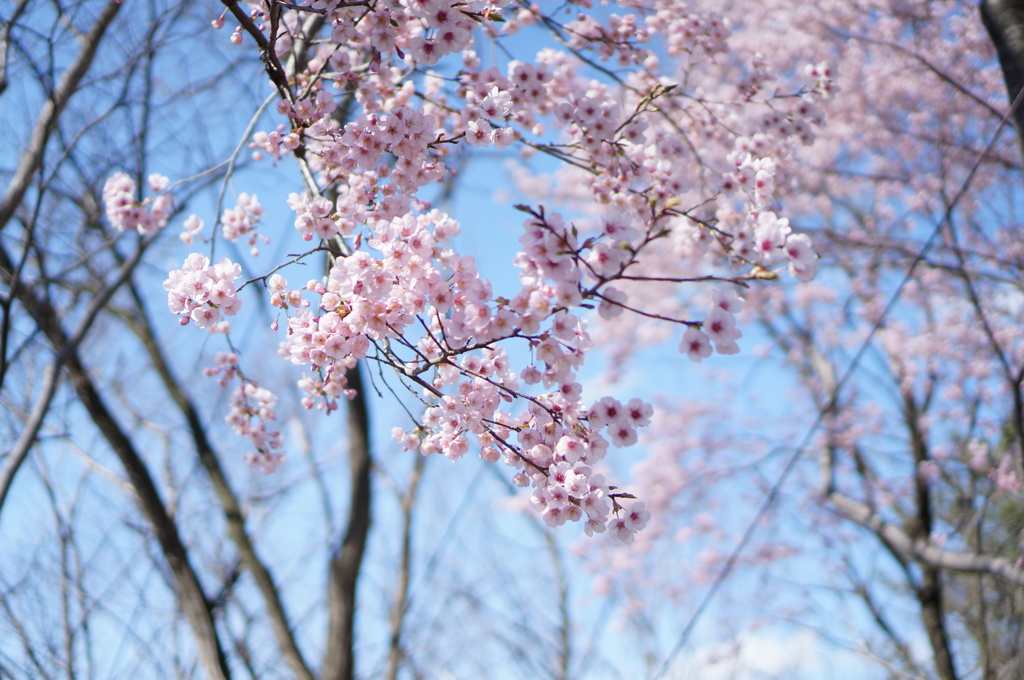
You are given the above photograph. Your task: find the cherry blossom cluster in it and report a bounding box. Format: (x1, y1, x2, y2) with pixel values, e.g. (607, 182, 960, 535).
(150, 0, 835, 541)
(440, 34, 828, 363)
(221, 193, 268, 255)
(251, 124, 296, 161)
(102, 172, 172, 235)
(179, 214, 205, 245)
(570, 0, 1024, 624)
(260, 203, 660, 538)
(163, 253, 243, 330)
(229, 382, 285, 473)
(199, 351, 285, 472)
(679, 289, 745, 361)
(991, 454, 1022, 496)
(203, 351, 242, 387)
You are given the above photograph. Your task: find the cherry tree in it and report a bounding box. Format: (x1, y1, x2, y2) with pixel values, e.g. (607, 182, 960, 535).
(567, 1, 1024, 678)
(161, 0, 828, 543)
(5, 0, 1023, 678)
(2, 0, 792, 676)
(0, 0, 824, 676)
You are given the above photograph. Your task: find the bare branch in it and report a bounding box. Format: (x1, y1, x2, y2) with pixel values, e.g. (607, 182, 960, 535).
(828, 491, 1024, 588)
(385, 454, 426, 680)
(121, 278, 316, 680)
(0, 0, 123, 233)
(0, 242, 231, 679)
(322, 363, 373, 680)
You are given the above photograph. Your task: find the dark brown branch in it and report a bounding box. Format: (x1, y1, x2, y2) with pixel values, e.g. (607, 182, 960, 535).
(982, 0, 1024, 165)
(385, 454, 426, 680)
(219, 0, 293, 102)
(52, 326, 230, 679)
(122, 280, 316, 680)
(0, 246, 231, 680)
(322, 363, 373, 680)
(0, 224, 154, 511)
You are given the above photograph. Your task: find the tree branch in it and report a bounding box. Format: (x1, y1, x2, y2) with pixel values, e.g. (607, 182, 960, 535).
(121, 279, 316, 680)
(0, 0, 123, 233)
(982, 0, 1024, 166)
(828, 491, 1024, 588)
(385, 454, 425, 680)
(0, 246, 231, 680)
(322, 363, 373, 680)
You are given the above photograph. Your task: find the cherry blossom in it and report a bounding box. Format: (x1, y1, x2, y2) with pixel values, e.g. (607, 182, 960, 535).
(103, 172, 172, 235)
(163, 254, 243, 330)
(119, 0, 834, 543)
